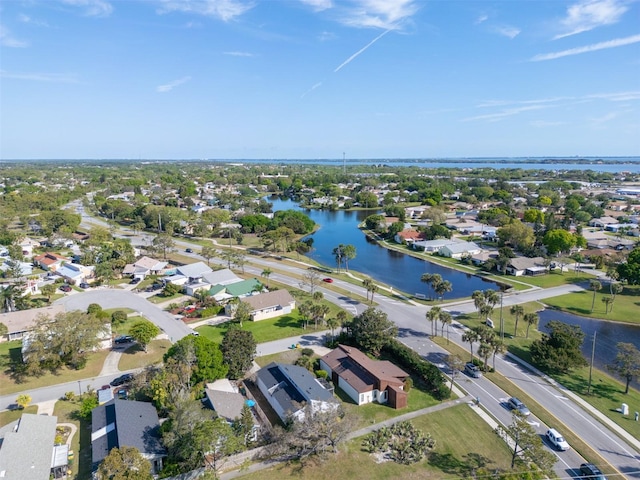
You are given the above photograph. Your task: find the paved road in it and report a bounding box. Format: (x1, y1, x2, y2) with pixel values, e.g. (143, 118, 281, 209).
(55, 289, 195, 342)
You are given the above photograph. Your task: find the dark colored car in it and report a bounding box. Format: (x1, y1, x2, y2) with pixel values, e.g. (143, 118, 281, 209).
(130, 277, 141, 284)
(579, 463, 607, 480)
(110, 373, 133, 387)
(185, 248, 193, 253)
(114, 335, 133, 344)
(323, 278, 334, 283)
(59, 284, 72, 292)
(79, 282, 90, 289)
(464, 362, 482, 378)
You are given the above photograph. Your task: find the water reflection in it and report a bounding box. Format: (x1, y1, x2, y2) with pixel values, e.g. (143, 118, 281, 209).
(269, 196, 498, 298)
(539, 309, 640, 390)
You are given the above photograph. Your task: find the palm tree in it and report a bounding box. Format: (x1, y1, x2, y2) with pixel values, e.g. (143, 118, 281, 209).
(478, 342, 493, 372)
(462, 327, 481, 362)
(312, 291, 324, 302)
(362, 278, 373, 302)
(326, 316, 340, 342)
(491, 339, 506, 371)
(0, 285, 19, 313)
(510, 305, 524, 337)
(368, 283, 379, 304)
(435, 280, 453, 302)
(524, 312, 538, 338)
(426, 307, 441, 337)
(471, 290, 485, 318)
(589, 280, 602, 312)
(261, 268, 272, 288)
(601, 296, 613, 314)
(440, 311, 453, 342)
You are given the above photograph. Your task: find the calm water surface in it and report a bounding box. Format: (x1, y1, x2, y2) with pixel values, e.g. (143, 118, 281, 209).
(270, 197, 498, 299)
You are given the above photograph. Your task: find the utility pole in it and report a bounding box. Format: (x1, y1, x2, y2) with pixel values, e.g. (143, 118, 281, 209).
(499, 288, 504, 341)
(587, 331, 596, 395)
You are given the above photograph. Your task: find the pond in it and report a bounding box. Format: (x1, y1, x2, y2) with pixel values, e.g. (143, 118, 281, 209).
(539, 309, 640, 391)
(269, 196, 499, 299)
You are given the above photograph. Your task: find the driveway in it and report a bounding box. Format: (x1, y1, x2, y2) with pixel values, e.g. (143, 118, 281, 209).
(55, 289, 193, 343)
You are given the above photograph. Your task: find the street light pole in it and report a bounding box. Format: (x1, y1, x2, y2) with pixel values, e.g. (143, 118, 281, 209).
(77, 380, 82, 396)
(499, 288, 504, 341)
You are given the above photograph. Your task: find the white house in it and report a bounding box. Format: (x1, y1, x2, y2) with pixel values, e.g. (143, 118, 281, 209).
(240, 290, 296, 321)
(439, 241, 482, 259)
(412, 239, 455, 253)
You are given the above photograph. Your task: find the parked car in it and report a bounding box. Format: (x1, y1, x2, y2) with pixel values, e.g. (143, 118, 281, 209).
(545, 428, 570, 451)
(110, 373, 133, 387)
(114, 335, 133, 344)
(79, 282, 90, 289)
(485, 318, 495, 328)
(323, 278, 334, 283)
(59, 284, 72, 292)
(130, 277, 141, 284)
(464, 362, 482, 378)
(185, 248, 193, 253)
(579, 463, 607, 479)
(507, 397, 531, 416)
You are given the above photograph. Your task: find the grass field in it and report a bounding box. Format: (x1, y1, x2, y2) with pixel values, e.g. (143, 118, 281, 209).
(197, 311, 311, 344)
(237, 404, 514, 480)
(0, 341, 110, 396)
(0, 405, 38, 427)
(117, 339, 171, 371)
(542, 285, 640, 325)
(54, 399, 91, 480)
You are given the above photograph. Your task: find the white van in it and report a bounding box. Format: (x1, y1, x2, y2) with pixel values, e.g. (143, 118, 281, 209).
(485, 318, 495, 329)
(546, 428, 570, 451)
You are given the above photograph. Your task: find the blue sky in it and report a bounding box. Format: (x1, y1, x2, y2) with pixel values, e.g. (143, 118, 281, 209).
(1, 0, 639, 160)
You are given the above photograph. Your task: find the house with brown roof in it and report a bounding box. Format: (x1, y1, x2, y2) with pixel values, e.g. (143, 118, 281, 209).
(33, 252, 70, 272)
(240, 290, 296, 321)
(394, 229, 425, 245)
(319, 345, 409, 409)
(0, 304, 66, 342)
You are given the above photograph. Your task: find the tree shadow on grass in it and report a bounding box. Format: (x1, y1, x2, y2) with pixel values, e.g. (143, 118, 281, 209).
(274, 315, 302, 329)
(429, 452, 493, 477)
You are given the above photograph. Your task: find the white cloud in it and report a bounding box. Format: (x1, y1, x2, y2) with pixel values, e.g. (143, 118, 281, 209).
(530, 120, 567, 127)
(156, 76, 192, 92)
(531, 34, 640, 61)
(61, 0, 113, 17)
(339, 0, 419, 30)
(318, 30, 337, 41)
(300, 0, 332, 12)
(554, 0, 628, 39)
(590, 111, 620, 126)
(463, 105, 547, 122)
(334, 28, 390, 72)
(0, 70, 78, 82)
(301, 81, 323, 98)
(475, 14, 488, 25)
(18, 14, 49, 27)
(588, 91, 640, 102)
(0, 25, 28, 48)
(493, 25, 520, 39)
(157, 0, 255, 22)
(223, 51, 254, 56)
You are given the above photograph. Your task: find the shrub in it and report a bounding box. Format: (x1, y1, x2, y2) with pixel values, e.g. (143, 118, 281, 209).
(403, 377, 413, 393)
(382, 339, 449, 400)
(63, 391, 76, 401)
(111, 310, 127, 325)
(315, 369, 328, 379)
(301, 347, 314, 357)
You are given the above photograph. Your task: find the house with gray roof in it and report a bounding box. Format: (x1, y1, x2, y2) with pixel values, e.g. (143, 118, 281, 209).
(439, 241, 482, 259)
(176, 262, 213, 281)
(91, 399, 166, 474)
(255, 362, 338, 423)
(184, 268, 243, 296)
(239, 290, 296, 321)
(122, 256, 168, 279)
(0, 304, 66, 342)
(0, 413, 68, 480)
(204, 387, 258, 443)
(505, 256, 547, 276)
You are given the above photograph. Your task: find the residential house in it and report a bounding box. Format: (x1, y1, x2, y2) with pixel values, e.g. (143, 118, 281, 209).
(439, 241, 482, 259)
(183, 267, 238, 296)
(214, 278, 262, 304)
(55, 262, 94, 284)
(412, 239, 455, 253)
(255, 362, 338, 423)
(0, 304, 66, 342)
(505, 256, 547, 276)
(394, 229, 425, 245)
(0, 260, 33, 277)
(165, 262, 213, 286)
(0, 413, 68, 480)
(33, 252, 70, 272)
(470, 251, 498, 267)
(203, 379, 259, 440)
(18, 237, 40, 257)
(238, 290, 296, 321)
(122, 256, 168, 279)
(91, 400, 166, 474)
(588, 216, 618, 228)
(319, 345, 409, 409)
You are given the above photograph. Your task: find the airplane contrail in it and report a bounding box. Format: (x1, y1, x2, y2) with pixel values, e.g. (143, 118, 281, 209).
(334, 29, 391, 73)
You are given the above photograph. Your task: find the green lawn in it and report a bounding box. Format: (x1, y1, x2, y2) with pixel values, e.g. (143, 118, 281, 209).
(197, 311, 312, 344)
(0, 406, 38, 427)
(54, 399, 91, 480)
(238, 404, 514, 480)
(0, 341, 110, 396)
(117, 339, 172, 371)
(513, 270, 596, 289)
(542, 285, 640, 325)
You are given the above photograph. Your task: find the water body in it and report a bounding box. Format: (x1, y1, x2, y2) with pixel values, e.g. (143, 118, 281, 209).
(539, 309, 640, 391)
(269, 197, 498, 299)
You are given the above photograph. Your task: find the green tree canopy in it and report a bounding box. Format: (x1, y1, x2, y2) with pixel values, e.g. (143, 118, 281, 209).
(530, 321, 588, 373)
(617, 247, 640, 285)
(221, 326, 256, 380)
(129, 320, 160, 352)
(95, 446, 153, 480)
(608, 342, 640, 394)
(165, 334, 227, 385)
(347, 307, 398, 357)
